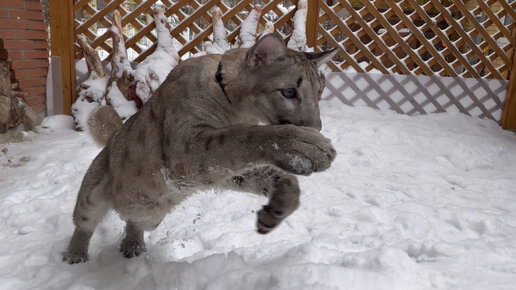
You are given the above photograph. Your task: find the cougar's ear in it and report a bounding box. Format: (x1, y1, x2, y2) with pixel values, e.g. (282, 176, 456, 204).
(305, 48, 339, 67)
(246, 33, 286, 69)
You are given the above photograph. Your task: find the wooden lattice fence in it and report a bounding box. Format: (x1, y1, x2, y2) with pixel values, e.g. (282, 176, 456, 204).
(73, 0, 299, 62)
(308, 0, 516, 80)
(49, 0, 516, 128)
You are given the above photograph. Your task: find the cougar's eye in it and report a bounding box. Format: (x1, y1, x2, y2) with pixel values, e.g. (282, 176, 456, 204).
(281, 88, 297, 99)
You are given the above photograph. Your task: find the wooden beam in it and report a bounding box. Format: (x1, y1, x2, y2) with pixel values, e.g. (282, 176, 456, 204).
(49, 0, 76, 115)
(501, 30, 516, 130)
(306, 0, 320, 49)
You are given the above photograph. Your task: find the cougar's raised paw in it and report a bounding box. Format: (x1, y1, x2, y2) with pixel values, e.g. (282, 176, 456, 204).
(62, 250, 88, 264)
(256, 205, 285, 234)
(276, 135, 336, 176)
(283, 153, 314, 176)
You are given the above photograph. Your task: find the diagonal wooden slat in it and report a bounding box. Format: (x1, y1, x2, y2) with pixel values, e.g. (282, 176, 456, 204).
(338, 0, 411, 75)
(75, 0, 125, 34)
(404, 1, 481, 78)
(74, 0, 93, 13)
(320, 2, 389, 74)
(352, 0, 436, 76)
(450, 0, 509, 66)
(384, 0, 457, 77)
(317, 26, 365, 73)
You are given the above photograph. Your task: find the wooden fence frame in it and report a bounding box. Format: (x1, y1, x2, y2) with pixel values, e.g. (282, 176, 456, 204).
(49, 0, 516, 129)
(502, 29, 516, 129)
(49, 0, 75, 115)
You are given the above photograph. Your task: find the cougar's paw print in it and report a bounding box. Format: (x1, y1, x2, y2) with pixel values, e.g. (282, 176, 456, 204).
(256, 205, 286, 234)
(62, 250, 88, 264)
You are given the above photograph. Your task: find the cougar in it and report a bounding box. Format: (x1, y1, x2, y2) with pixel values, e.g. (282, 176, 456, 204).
(63, 34, 338, 264)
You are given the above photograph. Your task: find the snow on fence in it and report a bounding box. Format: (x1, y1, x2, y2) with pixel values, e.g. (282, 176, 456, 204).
(72, 0, 298, 62)
(49, 0, 516, 126)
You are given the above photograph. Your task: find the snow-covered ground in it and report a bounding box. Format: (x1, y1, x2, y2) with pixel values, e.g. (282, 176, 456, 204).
(1, 100, 516, 289)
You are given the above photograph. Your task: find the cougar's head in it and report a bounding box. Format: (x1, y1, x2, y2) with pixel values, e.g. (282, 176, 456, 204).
(242, 34, 338, 130)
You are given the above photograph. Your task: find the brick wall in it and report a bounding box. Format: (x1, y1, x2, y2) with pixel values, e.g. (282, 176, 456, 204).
(0, 0, 49, 115)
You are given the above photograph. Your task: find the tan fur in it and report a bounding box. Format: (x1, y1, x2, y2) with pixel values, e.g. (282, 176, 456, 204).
(63, 34, 338, 264)
(87, 106, 122, 146)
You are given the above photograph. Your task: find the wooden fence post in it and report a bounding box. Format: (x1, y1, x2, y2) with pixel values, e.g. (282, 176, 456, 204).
(306, 0, 320, 49)
(502, 29, 516, 130)
(49, 0, 76, 115)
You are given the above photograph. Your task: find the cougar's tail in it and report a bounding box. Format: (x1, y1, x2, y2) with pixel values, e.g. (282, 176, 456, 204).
(87, 106, 122, 146)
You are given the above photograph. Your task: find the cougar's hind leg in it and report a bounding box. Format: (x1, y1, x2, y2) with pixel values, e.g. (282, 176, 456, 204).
(63, 151, 111, 264)
(62, 184, 110, 264)
(223, 166, 301, 234)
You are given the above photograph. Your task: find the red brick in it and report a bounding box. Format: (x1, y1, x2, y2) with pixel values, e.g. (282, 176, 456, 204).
(0, 39, 33, 49)
(24, 50, 48, 59)
(0, 0, 24, 9)
(0, 9, 8, 18)
(34, 40, 48, 49)
(0, 19, 30, 29)
(30, 102, 45, 113)
(24, 95, 44, 106)
(18, 77, 46, 89)
(26, 1, 43, 11)
(11, 59, 37, 69)
(10, 50, 23, 58)
(31, 21, 46, 30)
(0, 29, 17, 39)
(23, 85, 46, 96)
(12, 68, 47, 79)
(25, 89, 45, 98)
(10, 10, 44, 21)
(17, 29, 47, 40)
(0, 49, 22, 59)
(37, 59, 48, 68)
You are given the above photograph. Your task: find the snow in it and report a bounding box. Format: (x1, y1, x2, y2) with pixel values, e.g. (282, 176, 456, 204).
(71, 98, 100, 131)
(133, 8, 179, 103)
(210, 7, 230, 54)
(105, 25, 138, 119)
(72, 9, 179, 127)
(105, 84, 138, 120)
(236, 5, 262, 48)
(260, 22, 275, 39)
(40, 115, 75, 131)
(1, 99, 516, 289)
(287, 0, 307, 52)
(71, 76, 109, 130)
(110, 27, 133, 80)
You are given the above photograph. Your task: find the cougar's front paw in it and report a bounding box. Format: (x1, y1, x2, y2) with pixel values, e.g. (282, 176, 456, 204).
(62, 250, 88, 264)
(275, 127, 336, 175)
(256, 205, 286, 234)
(120, 238, 147, 258)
